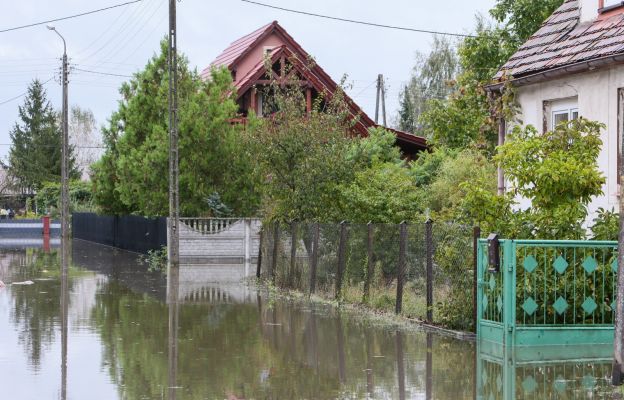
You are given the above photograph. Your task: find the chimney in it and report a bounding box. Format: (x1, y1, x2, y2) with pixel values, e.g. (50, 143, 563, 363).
(580, 0, 599, 22)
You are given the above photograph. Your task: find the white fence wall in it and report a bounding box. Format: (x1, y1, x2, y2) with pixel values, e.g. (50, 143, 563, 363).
(175, 218, 261, 265)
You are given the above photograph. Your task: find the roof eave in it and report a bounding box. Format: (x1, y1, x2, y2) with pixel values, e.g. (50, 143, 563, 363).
(486, 52, 624, 92)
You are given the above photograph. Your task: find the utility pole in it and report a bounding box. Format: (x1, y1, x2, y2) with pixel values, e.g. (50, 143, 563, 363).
(47, 25, 69, 244)
(168, 0, 180, 268)
(374, 74, 387, 126)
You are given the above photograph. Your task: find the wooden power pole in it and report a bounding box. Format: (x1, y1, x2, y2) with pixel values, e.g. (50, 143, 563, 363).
(168, 0, 180, 268)
(374, 74, 387, 126)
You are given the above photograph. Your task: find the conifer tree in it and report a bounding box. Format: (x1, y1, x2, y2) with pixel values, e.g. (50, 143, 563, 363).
(8, 79, 78, 193)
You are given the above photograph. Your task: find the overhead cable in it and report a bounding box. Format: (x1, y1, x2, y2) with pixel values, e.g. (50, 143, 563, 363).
(240, 0, 475, 38)
(0, 0, 144, 34)
(0, 77, 54, 106)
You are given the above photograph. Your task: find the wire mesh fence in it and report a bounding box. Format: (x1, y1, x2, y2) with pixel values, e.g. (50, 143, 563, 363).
(258, 221, 477, 332)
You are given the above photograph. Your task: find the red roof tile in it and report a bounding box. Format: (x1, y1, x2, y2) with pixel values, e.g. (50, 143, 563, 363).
(495, 0, 624, 80)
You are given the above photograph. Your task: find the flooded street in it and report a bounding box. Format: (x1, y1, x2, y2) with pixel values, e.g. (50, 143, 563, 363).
(0, 240, 616, 399)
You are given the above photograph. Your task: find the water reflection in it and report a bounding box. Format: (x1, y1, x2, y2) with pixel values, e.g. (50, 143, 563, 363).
(0, 242, 619, 399)
(476, 341, 613, 399)
(60, 238, 70, 400)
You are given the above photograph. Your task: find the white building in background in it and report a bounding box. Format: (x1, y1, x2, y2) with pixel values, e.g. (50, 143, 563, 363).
(491, 0, 624, 219)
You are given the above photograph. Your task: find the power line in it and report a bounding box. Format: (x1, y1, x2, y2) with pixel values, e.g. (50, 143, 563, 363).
(240, 0, 475, 38)
(0, 0, 144, 34)
(0, 144, 106, 148)
(0, 77, 54, 106)
(74, 67, 133, 78)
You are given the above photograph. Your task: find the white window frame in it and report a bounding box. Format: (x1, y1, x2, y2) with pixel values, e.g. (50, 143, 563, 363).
(550, 98, 579, 130)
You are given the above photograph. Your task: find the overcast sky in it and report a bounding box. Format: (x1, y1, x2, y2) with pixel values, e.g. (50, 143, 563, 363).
(0, 0, 494, 162)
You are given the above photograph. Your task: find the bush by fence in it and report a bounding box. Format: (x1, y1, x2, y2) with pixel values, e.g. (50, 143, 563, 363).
(258, 221, 477, 332)
(72, 212, 167, 254)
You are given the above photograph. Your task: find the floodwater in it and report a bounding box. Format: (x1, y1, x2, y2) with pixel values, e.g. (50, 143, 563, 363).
(0, 240, 617, 399)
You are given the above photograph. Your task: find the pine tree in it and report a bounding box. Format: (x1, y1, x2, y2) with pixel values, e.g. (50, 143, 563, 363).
(8, 79, 78, 193)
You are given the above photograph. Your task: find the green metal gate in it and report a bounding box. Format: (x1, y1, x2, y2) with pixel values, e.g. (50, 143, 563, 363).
(477, 239, 618, 349)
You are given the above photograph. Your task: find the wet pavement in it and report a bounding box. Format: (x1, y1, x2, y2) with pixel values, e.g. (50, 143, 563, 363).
(0, 240, 617, 399)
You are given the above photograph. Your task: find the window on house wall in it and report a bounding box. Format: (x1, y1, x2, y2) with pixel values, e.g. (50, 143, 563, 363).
(549, 97, 579, 130)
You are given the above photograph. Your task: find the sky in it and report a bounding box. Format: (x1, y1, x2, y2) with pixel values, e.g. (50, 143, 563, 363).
(0, 0, 495, 162)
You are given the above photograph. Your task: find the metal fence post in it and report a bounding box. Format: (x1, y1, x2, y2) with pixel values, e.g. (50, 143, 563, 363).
(335, 221, 348, 300)
(270, 223, 279, 284)
(473, 226, 481, 332)
(364, 222, 374, 303)
(309, 222, 320, 295)
(289, 222, 297, 288)
(256, 227, 263, 278)
(425, 219, 433, 324)
(396, 222, 407, 315)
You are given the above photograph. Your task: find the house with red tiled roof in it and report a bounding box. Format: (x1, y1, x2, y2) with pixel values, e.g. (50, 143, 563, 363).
(201, 21, 428, 157)
(492, 0, 624, 218)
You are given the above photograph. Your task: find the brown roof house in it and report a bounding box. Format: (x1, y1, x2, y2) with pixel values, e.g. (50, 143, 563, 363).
(492, 0, 624, 218)
(202, 21, 428, 157)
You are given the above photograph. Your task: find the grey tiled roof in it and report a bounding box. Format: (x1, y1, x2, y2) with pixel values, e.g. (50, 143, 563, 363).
(495, 0, 624, 80)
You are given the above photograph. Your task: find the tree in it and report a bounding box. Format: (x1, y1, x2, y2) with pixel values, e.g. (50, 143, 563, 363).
(419, 0, 564, 152)
(396, 36, 459, 133)
(248, 81, 354, 222)
(92, 40, 260, 217)
(69, 106, 102, 180)
(8, 79, 79, 193)
(461, 119, 606, 239)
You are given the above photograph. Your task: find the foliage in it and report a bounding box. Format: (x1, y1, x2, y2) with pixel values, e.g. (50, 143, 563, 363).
(497, 119, 605, 239)
(346, 126, 403, 168)
(396, 36, 459, 133)
(92, 39, 260, 217)
(419, 0, 564, 153)
(462, 119, 606, 240)
(34, 180, 93, 215)
(8, 79, 79, 193)
(423, 149, 496, 219)
(337, 162, 421, 224)
(590, 208, 619, 241)
(249, 78, 355, 223)
(141, 246, 168, 273)
(69, 106, 102, 179)
(490, 0, 564, 45)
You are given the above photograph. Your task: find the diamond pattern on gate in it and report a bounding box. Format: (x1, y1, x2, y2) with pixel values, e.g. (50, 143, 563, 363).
(489, 274, 496, 291)
(482, 294, 488, 313)
(553, 255, 568, 274)
(612, 257, 618, 273)
(553, 376, 566, 393)
(496, 296, 503, 314)
(553, 296, 568, 315)
(582, 256, 597, 274)
(523, 255, 538, 273)
(582, 297, 597, 315)
(522, 376, 537, 394)
(522, 297, 539, 316)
